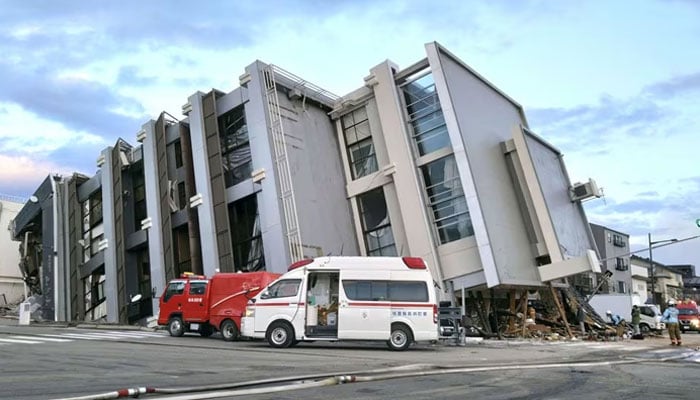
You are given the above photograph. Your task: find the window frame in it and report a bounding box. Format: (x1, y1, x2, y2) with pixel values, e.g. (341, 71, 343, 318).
(419, 155, 473, 244)
(342, 280, 429, 302)
(342, 107, 378, 180)
(400, 71, 451, 157)
(357, 187, 397, 257)
(219, 105, 253, 187)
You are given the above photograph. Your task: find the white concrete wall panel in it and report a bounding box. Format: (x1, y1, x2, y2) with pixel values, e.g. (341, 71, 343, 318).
(280, 94, 359, 259)
(431, 46, 539, 287)
(244, 62, 289, 274)
(0, 200, 24, 303)
(524, 134, 595, 259)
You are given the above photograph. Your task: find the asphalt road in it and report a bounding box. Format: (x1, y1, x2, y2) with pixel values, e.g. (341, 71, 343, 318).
(1, 319, 698, 400)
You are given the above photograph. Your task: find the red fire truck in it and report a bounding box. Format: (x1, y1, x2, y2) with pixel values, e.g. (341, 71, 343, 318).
(678, 299, 700, 332)
(158, 271, 280, 341)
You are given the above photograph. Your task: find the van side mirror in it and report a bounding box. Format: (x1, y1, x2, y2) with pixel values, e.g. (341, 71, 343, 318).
(260, 291, 270, 300)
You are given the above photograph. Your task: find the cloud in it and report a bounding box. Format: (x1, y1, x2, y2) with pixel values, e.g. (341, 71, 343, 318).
(643, 72, 700, 97)
(0, 154, 74, 198)
(0, 62, 146, 138)
(0, 102, 106, 153)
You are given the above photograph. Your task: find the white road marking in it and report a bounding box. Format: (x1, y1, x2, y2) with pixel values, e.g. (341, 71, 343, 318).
(10, 335, 72, 342)
(0, 337, 43, 344)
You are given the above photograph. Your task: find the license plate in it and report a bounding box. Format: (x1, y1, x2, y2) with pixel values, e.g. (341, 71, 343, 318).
(190, 323, 200, 330)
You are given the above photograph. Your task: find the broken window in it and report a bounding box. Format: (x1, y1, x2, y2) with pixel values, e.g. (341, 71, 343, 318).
(84, 269, 106, 321)
(133, 171, 147, 227)
(357, 187, 397, 256)
(174, 139, 183, 168)
(173, 226, 191, 276)
(401, 72, 450, 156)
(342, 107, 378, 179)
(420, 155, 473, 244)
(81, 190, 104, 262)
(219, 105, 253, 187)
(230, 195, 265, 271)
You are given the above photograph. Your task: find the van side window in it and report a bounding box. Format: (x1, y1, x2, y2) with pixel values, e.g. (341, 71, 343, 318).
(343, 280, 426, 302)
(189, 282, 207, 295)
(266, 279, 301, 298)
(389, 281, 428, 302)
(163, 281, 186, 302)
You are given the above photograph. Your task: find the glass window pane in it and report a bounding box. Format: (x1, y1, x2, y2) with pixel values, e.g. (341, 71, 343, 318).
(268, 279, 301, 298)
(358, 188, 388, 231)
(354, 120, 371, 142)
(420, 155, 473, 244)
(402, 72, 450, 156)
(357, 187, 397, 256)
(353, 107, 367, 123)
(344, 126, 358, 145)
(388, 281, 428, 302)
(342, 113, 355, 129)
(349, 140, 378, 179)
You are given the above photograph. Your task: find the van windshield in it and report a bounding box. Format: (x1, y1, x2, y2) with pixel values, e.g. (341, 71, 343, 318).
(679, 308, 698, 316)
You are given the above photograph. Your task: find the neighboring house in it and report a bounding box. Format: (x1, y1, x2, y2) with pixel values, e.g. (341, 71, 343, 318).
(10, 42, 601, 324)
(665, 264, 699, 302)
(589, 223, 631, 295)
(655, 264, 684, 305)
(630, 256, 649, 305)
(0, 195, 24, 305)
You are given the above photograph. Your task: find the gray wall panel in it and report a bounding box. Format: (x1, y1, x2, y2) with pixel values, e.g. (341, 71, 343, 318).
(525, 133, 594, 260)
(280, 91, 359, 258)
(436, 48, 539, 286)
(244, 62, 288, 273)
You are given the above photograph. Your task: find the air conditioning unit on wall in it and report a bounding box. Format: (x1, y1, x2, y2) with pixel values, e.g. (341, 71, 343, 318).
(569, 178, 602, 202)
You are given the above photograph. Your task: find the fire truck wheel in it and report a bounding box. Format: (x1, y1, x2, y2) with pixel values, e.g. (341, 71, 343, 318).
(266, 321, 294, 348)
(220, 320, 239, 341)
(167, 317, 185, 337)
(387, 323, 413, 351)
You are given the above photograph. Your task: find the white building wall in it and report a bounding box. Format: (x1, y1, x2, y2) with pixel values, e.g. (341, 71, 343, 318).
(0, 198, 24, 304)
(428, 44, 537, 288)
(631, 261, 649, 304)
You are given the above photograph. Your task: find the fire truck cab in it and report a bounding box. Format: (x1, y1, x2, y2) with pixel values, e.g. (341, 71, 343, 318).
(158, 271, 279, 341)
(678, 299, 700, 332)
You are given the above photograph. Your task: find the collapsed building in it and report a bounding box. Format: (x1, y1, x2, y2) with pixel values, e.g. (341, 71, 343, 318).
(10, 42, 602, 334)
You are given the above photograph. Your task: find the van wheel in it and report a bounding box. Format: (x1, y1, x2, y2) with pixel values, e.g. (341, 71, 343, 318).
(266, 321, 294, 348)
(168, 317, 185, 337)
(387, 323, 413, 351)
(199, 323, 214, 337)
(640, 324, 650, 334)
(221, 320, 239, 342)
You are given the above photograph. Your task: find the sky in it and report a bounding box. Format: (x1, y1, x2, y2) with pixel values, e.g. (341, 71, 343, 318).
(0, 0, 698, 270)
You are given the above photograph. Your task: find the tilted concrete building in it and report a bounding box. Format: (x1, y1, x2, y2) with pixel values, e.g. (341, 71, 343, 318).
(11, 42, 600, 324)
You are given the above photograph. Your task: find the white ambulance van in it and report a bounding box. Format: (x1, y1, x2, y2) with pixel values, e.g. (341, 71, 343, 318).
(241, 256, 439, 351)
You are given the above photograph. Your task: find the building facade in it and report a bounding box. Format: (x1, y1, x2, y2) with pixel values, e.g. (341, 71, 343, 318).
(1, 195, 24, 305)
(11, 42, 601, 324)
(589, 223, 631, 295)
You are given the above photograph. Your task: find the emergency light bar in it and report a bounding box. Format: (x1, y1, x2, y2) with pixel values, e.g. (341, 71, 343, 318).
(180, 272, 207, 279)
